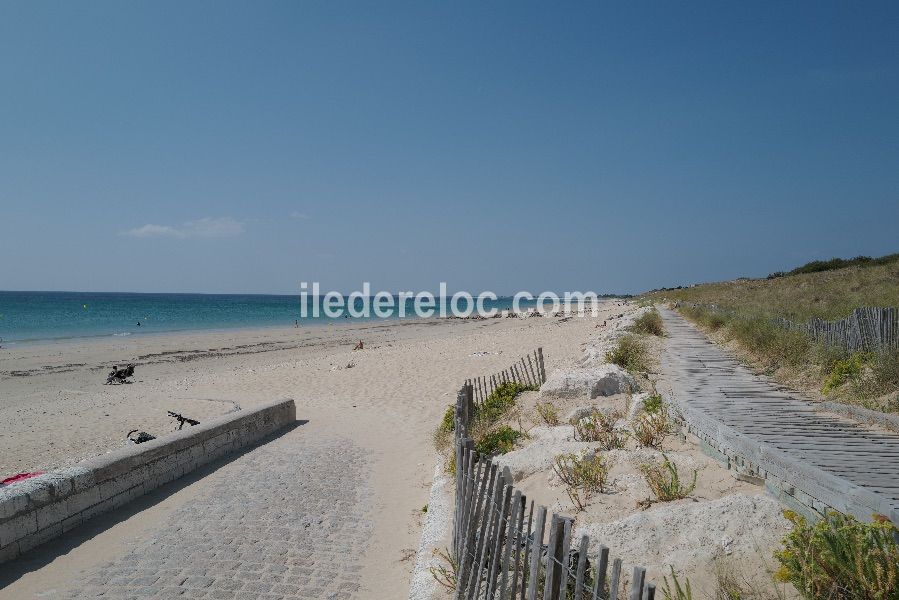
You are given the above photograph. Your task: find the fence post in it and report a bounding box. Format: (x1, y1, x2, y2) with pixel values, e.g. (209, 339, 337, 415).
(629, 567, 645, 600)
(537, 348, 546, 383)
(573, 535, 589, 599)
(543, 515, 565, 600)
(591, 546, 610, 600)
(526, 507, 547, 600)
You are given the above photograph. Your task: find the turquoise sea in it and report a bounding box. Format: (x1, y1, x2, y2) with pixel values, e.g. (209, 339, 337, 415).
(0, 291, 551, 345)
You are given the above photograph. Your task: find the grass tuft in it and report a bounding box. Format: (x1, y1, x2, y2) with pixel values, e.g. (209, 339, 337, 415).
(552, 451, 612, 511)
(640, 454, 697, 502)
(631, 308, 666, 336)
(535, 401, 561, 426)
(606, 334, 651, 373)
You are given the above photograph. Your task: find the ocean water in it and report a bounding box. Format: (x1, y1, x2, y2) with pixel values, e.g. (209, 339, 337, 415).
(0, 291, 547, 344)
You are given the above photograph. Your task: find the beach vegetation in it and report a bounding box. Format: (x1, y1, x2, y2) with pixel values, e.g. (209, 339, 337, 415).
(630, 308, 665, 337)
(429, 547, 459, 590)
(821, 353, 867, 395)
(552, 451, 612, 511)
(774, 510, 899, 600)
(480, 381, 537, 423)
(661, 567, 694, 600)
(573, 410, 627, 450)
(632, 409, 671, 449)
(640, 454, 697, 502)
(475, 425, 524, 456)
(642, 392, 664, 415)
(647, 253, 899, 412)
(606, 334, 650, 373)
(535, 401, 561, 426)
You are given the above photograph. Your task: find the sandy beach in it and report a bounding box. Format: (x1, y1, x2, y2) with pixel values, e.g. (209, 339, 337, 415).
(0, 304, 621, 598)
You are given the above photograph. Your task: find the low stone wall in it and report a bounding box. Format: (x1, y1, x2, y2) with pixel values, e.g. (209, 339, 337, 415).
(0, 398, 296, 563)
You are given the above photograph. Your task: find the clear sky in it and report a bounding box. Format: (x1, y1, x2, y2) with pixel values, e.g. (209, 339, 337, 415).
(1, 2, 897, 295)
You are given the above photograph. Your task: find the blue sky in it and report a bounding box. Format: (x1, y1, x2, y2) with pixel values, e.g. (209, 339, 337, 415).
(1, 2, 897, 295)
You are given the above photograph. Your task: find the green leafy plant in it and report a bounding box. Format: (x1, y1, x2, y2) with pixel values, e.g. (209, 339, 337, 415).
(774, 510, 899, 600)
(640, 454, 697, 502)
(536, 401, 561, 426)
(480, 381, 537, 423)
(642, 392, 664, 415)
(475, 425, 524, 456)
(821, 353, 867, 395)
(662, 567, 694, 600)
(606, 334, 650, 373)
(552, 451, 612, 511)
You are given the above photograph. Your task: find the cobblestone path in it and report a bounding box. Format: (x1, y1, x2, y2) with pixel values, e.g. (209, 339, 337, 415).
(59, 435, 372, 600)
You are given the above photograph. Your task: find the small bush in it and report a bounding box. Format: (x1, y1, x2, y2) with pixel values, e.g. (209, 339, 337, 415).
(552, 451, 612, 511)
(642, 392, 664, 415)
(775, 510, 899, 600)
(480, 381, 536, 423)
(574, 410, 628, 450)
(606, 334, 650, 373)
(631, 308, 665, 336)
(475, 425, 523, 456)
(632, 409, 671, 449)
(536, 402, 561, 426)
(822, 353, 866, 395)
(640, 454, 697, 502)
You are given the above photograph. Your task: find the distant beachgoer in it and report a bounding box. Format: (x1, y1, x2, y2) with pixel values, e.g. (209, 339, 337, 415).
(295, 320, 298, 328)
(137, 322, 141, 327)
(353, 340, 364, 351)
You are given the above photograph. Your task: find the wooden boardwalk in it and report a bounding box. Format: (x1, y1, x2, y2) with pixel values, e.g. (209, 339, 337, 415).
(657, 307, 899, 526)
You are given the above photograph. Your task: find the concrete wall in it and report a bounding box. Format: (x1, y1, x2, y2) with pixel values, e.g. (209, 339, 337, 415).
(0, 398, 296, 563)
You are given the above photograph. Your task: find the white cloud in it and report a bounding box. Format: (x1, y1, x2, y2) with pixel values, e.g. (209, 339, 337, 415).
(121, 217, 244, 239)
(289, 211, 310, 220)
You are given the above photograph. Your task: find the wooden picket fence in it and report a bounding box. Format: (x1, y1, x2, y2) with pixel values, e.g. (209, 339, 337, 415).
(773, 307, 899, 353)
(677, 302, 899, 353)
(465, 348, 547, 407)
(451, 352, 656, 600)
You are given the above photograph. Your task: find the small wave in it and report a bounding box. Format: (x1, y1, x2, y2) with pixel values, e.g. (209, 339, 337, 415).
(112, 332, 132, 337)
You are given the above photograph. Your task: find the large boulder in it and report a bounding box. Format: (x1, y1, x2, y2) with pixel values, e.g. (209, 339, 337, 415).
(542, 365, 637, 399)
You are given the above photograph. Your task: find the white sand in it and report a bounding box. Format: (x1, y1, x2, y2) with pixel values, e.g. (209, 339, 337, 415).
(0, 305, 621, 598)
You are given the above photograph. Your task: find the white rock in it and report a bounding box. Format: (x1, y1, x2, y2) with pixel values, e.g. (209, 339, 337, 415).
(542, 365, 636, 400)
(575, 494, 789, 584)
(492, 439, 601, 481)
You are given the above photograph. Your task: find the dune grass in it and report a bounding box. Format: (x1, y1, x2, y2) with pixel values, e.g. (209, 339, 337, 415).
(645, 255, 899, 412)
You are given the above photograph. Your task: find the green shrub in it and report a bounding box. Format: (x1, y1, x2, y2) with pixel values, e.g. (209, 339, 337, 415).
(640, 454, 697, 502)
(606, 334, 650, 373)
(536, 401, 560, 426)
(642, 392, 664, 415)
(552, 451, 612, 511)
(631, 308, 665, 336)
(480, 381, 536, 423)
(775, 510, 899, 599)
(475, 425, 523, 456)
(822, 354, 867, 395)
